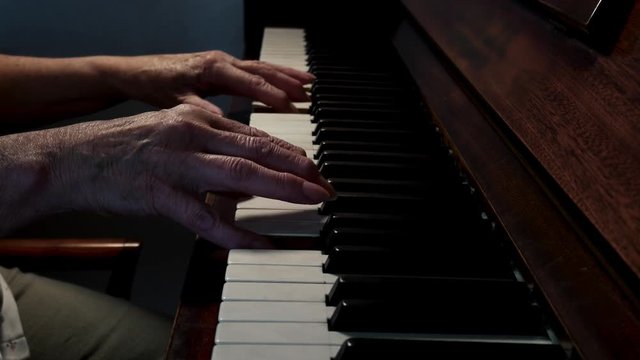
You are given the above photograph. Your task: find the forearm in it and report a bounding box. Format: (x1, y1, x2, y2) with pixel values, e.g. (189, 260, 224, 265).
(0, 131, 56, 234)
(0, 54, 130, 125)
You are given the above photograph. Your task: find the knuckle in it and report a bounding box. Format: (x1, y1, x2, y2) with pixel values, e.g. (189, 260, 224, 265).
(206, 50, 228, 63)
(159, 109, 200, 134)
(243, 60, 268, 70)
(189, 206, 218, 232)
(209, 60, 230, 78)
(249, 75, 268, 89)
(247, 137, 274, 160)
(248, 126, 268, 138)
(172, 103, 197, 113)
(226, 157, 254, 183)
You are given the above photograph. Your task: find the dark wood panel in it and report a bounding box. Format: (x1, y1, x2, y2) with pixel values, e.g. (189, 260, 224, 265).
(402, 0, 640, 279)
(165, 240, 227, 360)
(392, 17, 640, 360)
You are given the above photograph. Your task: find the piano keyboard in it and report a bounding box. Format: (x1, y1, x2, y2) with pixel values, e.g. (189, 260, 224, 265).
(211, 27, 569, 360)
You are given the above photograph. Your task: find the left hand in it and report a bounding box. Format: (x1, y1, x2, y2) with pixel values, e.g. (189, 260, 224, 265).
(105, 50, 314, 115)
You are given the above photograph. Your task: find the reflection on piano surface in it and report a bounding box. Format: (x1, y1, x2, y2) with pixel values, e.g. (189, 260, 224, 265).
(166, 1, 640, 359)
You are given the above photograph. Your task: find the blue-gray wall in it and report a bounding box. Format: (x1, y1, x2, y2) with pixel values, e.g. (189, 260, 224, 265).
(0, 0, 244, 117)
(0, 0, 243, 57)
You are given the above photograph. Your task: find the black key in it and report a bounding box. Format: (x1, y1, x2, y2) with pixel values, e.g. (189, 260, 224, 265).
(313, 128, 419, 143)
(328, 298, 547, 336)
(309, 100, 401, 114)
(311, 84, 407, 98)
(320, 213, 417, 238)
(317, 151, 431, 167)
(312, 120, 422, 136)
(311, 93, 413, 106)
(312, 70, 393, 82)
(319, 193, 425, 215)
(334, 339, 568, 360)
(325, 178, 432, 196)
(322, 246, 514, 279)
(323, 227, 497, 251)
(309, 65, 391, 74)
(312, 78, 399, 88)
(315, 141, 429, 158)
(321, 209, 493, 240)
(318, 161, 426, 180)
(312, 108, 418, 122)
(325, 275, 529, 306)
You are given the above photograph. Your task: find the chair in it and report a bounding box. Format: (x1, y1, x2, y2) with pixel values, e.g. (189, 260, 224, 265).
(0, 237, 141, 299)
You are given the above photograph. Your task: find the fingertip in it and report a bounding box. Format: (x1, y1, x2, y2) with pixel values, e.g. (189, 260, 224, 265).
(316, 176, 337, 200)
(302, 181, 332, 203)
(303, 72, 316, 83)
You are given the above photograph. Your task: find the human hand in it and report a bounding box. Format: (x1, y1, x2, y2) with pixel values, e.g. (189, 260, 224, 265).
(0, 104, 332, 248)
(103, 50, 314, 115)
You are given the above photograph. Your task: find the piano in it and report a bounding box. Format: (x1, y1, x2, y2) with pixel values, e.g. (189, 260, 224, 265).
(165, 1, 640, 359)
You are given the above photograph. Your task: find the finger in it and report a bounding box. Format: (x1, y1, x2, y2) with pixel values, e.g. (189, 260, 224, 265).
(151, 181, 273, 249)
(236, 60, 310, 102)
(268, 63, 316, 84)
(229, 55, 315, 83)
(183, 106, 306, 155)
(200, 133, 319, 184)
(222, 123, 307, 157)
(209, 62, 297, 113)
(182, 154, 332, 204)
(180, 94, 224, 116)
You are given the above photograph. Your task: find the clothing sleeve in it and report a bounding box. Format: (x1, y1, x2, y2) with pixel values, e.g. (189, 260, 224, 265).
(0, 274, 29, 360)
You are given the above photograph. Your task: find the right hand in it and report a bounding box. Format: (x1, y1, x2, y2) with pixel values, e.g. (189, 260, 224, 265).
(0, 104, 333, 248)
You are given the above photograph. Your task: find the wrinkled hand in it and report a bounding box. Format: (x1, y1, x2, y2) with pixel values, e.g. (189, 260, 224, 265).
(0, 104, 332, 248)
(110, 50, 314, 115)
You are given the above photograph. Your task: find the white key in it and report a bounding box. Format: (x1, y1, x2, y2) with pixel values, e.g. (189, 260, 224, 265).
(253, 101, 311, 112)
(258, 27, 310, 111)
(215, 322, 348, 345)
(218, 301, 335, 323)
(211, 344, 339, 360)
(237, 197, 319, 211)
(228, 249, 326, 266)
(234, 219, 321, 236)
(262, 133, 316, 152)
(249, 113, 314, 134)
(216, 322, 554, 346)
(221, 282, 333, 302)
(235, 209, 323, 223)
(225, 264, 337, 284)
(235, 209, 326, 237)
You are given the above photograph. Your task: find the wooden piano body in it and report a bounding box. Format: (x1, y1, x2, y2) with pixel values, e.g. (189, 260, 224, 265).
(166, 1, 640, 359)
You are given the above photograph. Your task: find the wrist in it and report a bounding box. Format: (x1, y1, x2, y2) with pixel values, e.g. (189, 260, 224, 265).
(88, 55, 137, 102)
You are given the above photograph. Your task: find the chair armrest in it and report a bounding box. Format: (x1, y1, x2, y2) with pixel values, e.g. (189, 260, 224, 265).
(0, 237, 141, 299)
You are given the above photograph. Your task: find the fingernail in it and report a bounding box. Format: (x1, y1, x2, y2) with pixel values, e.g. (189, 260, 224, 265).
(302, 181, 331, 203)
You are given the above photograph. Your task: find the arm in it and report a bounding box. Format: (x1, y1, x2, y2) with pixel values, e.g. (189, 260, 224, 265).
(0, 104, 333, 248)
(0, 51, 314, 125)
(0, 55, 124, 124)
